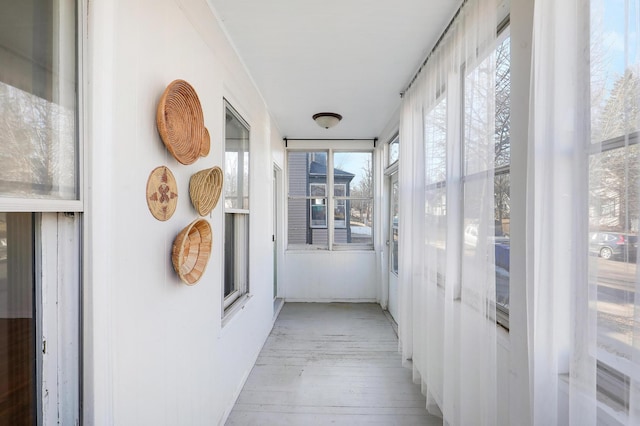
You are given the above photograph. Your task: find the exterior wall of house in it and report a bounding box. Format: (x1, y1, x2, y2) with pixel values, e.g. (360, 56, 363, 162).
(85, 0, 280, 424)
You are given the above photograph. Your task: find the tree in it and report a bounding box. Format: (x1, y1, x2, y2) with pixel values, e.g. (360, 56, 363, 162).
(590, 70, 640, 232)
(494, 37, 511, 232)
(350, 158, 373, 226)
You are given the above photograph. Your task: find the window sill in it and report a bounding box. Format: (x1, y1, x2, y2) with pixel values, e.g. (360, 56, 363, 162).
(222, 293, 252, 328)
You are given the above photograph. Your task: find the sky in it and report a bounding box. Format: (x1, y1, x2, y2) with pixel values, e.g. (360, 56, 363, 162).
(598, 0, 638, 93)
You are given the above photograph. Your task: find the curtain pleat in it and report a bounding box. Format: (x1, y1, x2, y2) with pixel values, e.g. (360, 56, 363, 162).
(398, 0, 498, 424)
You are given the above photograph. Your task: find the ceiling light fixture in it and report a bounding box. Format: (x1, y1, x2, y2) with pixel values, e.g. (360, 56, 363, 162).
(312, 112, 342, 129)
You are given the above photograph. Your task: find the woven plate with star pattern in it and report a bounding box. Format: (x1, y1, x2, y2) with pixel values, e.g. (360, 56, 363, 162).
(146, 166, 178, 221)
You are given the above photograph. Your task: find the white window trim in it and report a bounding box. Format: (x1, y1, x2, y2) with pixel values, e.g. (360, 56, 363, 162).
(222, 101, 251, 316)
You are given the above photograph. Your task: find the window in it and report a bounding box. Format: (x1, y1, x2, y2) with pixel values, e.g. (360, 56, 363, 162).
(461, 28, 511, 327)
(589, 0, 638, 413)
(0, 1, 79, 202)
(333, 152, 373, 247)
(424, 97, 447, 288)
(309, 183, 327, 228)
(0, 2, 81, 424)
(287, 150, 374, 249)
(223, 103, 250, 311)
(388, 134, 399, 165)
(390, 177, 399, 276)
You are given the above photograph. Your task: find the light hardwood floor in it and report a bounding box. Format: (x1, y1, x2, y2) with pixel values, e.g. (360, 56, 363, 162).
(226, 303, 442, 425)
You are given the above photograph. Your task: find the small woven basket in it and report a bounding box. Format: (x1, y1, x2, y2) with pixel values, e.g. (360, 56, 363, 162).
(189, 167, 223, 216)
(172, 219, 212, 285)
(156, 79, 209, 165)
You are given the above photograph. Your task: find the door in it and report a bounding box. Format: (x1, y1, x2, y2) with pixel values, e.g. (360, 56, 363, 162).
(388, 173, 399, 320)
(0, 212, 80, 425)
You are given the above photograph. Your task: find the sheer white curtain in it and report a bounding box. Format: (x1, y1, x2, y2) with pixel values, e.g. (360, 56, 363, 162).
(529, 0, 640, 424)
(398, 0, 498, 423)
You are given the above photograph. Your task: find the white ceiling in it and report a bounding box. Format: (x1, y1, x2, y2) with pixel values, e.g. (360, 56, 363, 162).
(207, 0, 460, 139)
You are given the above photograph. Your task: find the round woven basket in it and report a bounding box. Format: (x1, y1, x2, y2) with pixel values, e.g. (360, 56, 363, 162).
(189, 167, 224, 216)
(172, 219, 212, 285)
(156, 80, 208, 165)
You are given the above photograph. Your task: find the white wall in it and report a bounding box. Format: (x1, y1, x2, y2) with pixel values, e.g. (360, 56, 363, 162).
(85, 0, 279, 424)
(281, 139, 381, 302)
(283, 251, 377, 301)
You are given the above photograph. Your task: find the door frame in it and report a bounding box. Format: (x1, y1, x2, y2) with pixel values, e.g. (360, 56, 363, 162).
(386, 171, 399, 321)
(273, 164, 284, 314)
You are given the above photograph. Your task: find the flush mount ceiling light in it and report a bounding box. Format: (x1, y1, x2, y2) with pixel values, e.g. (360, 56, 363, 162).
(312, 112, 342, 129)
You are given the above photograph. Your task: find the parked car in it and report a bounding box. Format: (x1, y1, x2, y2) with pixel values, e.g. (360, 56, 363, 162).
(589, 232, 638, 261)
(464, 224, 509, 248)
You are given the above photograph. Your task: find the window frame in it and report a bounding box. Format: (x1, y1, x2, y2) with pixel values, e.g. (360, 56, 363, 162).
(387, 133, 400, 167)
(459, 22, 511, 329)
(286, 147, 375, 251)
(0, 2, 84, 422)
(222, 101, 251, 313)
(0, 0, 83, 212)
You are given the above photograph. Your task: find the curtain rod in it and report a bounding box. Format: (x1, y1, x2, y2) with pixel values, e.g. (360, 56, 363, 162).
(400, 0, 468, 98)
(283, 138, 377, 141)
(283, 138, 379, 148)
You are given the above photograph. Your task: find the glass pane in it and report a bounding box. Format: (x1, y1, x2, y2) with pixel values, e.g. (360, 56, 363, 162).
(590, 0, 640, 144)
(391, 179, 399, 275)
(224, 213, 249, 300)
(333, 152, 373, 198)
(425, 98, 447, 186)
(287, 151, 327, 196)
(425, 187, 446, 285)
(388, 136, 399, 165)
(0, 1, 78, 199)
(287, 198, 329, 247)
(495, 173, 510, 311)
(224, 213, 235, 298)
(334, 199, 373, 245)
(464, 52, 496, 176)
(225, 108, 250, 210)
(590, 145, 638, 361)
(0, 212, 36, 424)
(494, 36, 511, 169)
(333, 184, 346, 229)
(590, 0, 640, 409)
(424, 96, 447, 286)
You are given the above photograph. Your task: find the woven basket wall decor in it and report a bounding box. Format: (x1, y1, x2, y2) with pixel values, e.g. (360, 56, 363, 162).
(172, 219, 212, 285)
(156, 79, 209, 165)
(189, 167, 223, 216)
(200, 128, 211, 157)
(146, 166, 178, 221)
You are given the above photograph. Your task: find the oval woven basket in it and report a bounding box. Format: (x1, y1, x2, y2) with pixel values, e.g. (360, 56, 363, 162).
(189, 167, 224, 216)
(172, 219, 212, 285)
(156, 80, 208, 165)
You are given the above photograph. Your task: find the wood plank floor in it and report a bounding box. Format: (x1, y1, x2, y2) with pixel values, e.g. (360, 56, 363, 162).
(226, 303, 442, 425)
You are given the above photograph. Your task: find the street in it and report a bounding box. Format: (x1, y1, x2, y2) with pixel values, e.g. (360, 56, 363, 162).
(593, 256, 636, 364)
